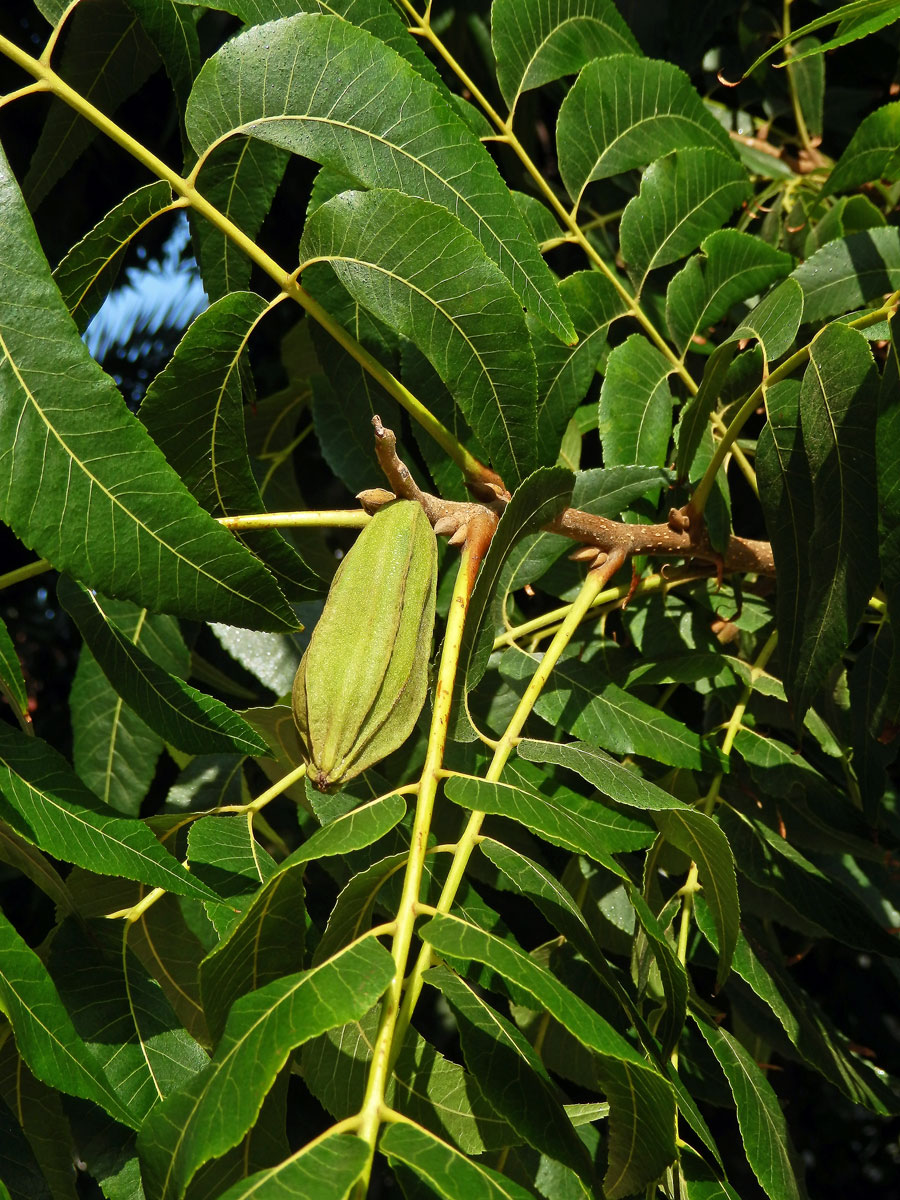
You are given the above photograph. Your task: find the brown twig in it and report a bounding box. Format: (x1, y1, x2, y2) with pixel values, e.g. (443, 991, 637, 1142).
(359, 417, 776, 577)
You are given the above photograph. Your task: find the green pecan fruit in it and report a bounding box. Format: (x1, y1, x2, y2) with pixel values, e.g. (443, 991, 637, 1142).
(292, 500, 438, 791)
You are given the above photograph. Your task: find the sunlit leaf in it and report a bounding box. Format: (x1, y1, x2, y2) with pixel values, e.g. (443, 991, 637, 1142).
(666, 230, 792, 354)
(491, 0, 639, 114)
(825, 101, 900, 195)
(445, 774, 654, 872)
(532, 272, 628, 455)
(0, 723, 220, 901)
(620, 150, 751, 289)
(185, 13, 574, 342)
(53, 181, 176, 334)
(597, 335, 675, 470)
(557, 55, 734, 209)
(59, 579, 270, 756)
(212, 1133, 369, 1200)
(0, 146, 295, 631)
(0, 909, 138, 1130)
(791, 227, 900, 322)
(503, 654, 725, 770)
(381, 1121, 536, 1200)
(137, 936, 394, 1200)
(298, 188, 539, 486)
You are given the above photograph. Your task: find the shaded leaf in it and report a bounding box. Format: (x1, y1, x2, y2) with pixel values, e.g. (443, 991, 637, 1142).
(757, 380, 813, 712)
(0, 723, 217, 901)
(305, 263, 404, 495)
(420, 914, 676, 1198)
(381, 1121, 536, 1200)
(694, 1019, 802, 1200)
(825, 100, 900, 195)
(427, 965, 595, 1180)
(140, 292, 317, 597)
(53, 181, 175, 334)
(0, 616, 28, 724)
(0, 909, 137, 1130)
(791, 323, 879, 717)
(0, 821, 74, 916)
(123, 0, 200, 110)
(720, 802, 900, 957)
(740, 0, 900, 75)
(557, 55, 734, 208)
(0, 145, 295, 631)
(792, 226, 900, 322)
(298, 188, 538, 486)
(653, 808, 739, 990)
(186, 13, 574, 342)
(790, 37, 824, 141)
(47, 919, 207, 1124)
(137, 937, 394, 1200)
(70, 633, 164, 818)
(187, 814, 277, 930)
(666, 230, 793, 354)
(59, 579, 269, 756)
(312, 854, 409, 969)
(0, 1044, 76, 1200)
(674, 342, 739, 482)
(24, 0, 159, 208)
(192, 140, 289, 302)
(620, 149, 751, 289)
(598, 336, 675, 470)
(694, 900, 900, 1114)
(200, 861, 306, 1045)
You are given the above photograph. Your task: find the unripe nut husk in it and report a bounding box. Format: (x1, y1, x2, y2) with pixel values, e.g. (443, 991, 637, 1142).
(292, 500, 438, 791)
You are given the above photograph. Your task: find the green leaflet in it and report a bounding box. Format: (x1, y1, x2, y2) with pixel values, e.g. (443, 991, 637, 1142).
(825, 101, 900, 195)
(694, 1019, 802, 1200)
(557, 55, 734, 209)
(139, 291, 319, 599)
(185, 13, 574, 343)
(297, 189, 539, 487)
(0, 723, 218, 902)
(60, 578, 269, 757)
(0, 144, 295, 632)
(792, 226, 900, 322)
(137, 937, 395, 1200)
(420, 914, 676, 1198)
(620, 149, 751, 289)
(0, 909, 138, 1130)
(491, 0, 639, 114)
